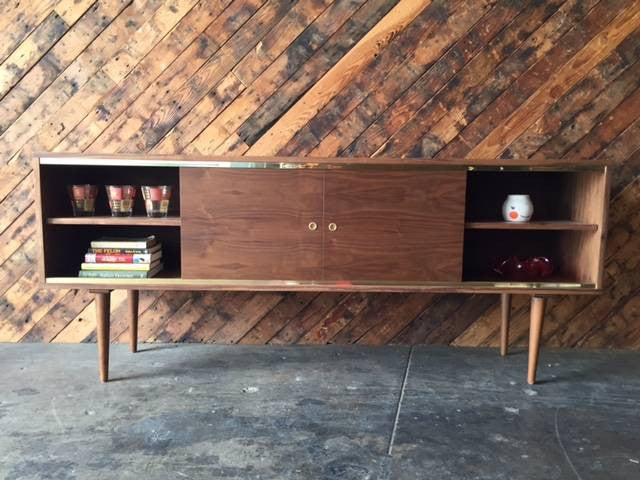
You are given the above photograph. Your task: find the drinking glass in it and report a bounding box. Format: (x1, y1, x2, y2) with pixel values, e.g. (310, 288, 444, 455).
(141, 185, 172, 217)
(68, 184, 98, 216)
(106, 185, 136, 216)
(67, 184, 98, 217)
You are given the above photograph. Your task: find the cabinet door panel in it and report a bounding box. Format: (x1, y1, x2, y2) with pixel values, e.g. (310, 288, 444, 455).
(324, 170, 466, 282)
(181, 169, 323, 279)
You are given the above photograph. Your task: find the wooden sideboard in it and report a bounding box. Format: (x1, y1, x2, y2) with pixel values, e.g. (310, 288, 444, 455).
(34, 153, 611, 384)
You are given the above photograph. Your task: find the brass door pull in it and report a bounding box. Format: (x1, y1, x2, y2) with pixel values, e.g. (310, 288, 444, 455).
(308, 221, 318, 231)
(328, 222, 337, 231)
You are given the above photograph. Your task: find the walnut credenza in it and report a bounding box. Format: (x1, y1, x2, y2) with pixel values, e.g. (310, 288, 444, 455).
(35, 154, 611, 383)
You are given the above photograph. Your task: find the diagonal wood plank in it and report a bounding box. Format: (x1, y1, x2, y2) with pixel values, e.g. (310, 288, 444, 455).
(0, 0, 137, 140)
(504, 29, 640, 160)
(0, 0, 638, 350)
(0, 11, 68, 99)
(467, 1, 640, 158)
(245, 0, 430, 154)
(298, 0, 497, 157)
(362, 0, 566, 158)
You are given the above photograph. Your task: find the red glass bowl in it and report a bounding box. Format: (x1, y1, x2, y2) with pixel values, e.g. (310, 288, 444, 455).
(493, 256, 554, 281)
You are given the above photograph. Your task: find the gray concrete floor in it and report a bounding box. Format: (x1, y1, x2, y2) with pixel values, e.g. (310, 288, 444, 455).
(0, 344, 638, 480)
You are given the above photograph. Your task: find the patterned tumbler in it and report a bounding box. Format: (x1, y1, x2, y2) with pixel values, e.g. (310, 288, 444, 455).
(141, 185, 172, 217)
(106, 185, 136, 216)
(68, 184, 98, 216)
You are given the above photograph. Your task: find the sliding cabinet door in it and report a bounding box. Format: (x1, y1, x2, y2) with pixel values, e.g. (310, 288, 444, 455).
(323, 170, 466, 282)
(181, 168, 323, 280)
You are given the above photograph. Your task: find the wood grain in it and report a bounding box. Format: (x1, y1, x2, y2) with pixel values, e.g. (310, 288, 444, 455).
(323, 170, 466, 281)
(181, 168, 324, 280)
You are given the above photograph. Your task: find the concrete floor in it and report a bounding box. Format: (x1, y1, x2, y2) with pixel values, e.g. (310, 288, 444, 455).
(0, 344, 638, 480)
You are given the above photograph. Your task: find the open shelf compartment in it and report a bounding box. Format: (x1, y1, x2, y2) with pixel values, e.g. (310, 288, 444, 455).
(42, 225, 182, 279)
(38, 162, 182, 280)
(462, 229, 598, 286)
(39, 164, 180, 220)
(462, 169, 608, 287)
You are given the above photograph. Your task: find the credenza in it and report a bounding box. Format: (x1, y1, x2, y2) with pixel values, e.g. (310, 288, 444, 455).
(34, 153, 611, 384)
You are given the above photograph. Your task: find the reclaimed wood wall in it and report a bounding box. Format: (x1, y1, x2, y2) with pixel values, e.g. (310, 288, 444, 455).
(0, 0, 639, 348)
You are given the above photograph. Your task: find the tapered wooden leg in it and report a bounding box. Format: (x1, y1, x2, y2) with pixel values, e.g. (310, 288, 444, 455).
(128, 290, 139, 353)
(528, 296, 546, 385)
(94, 290, 111, 383)
(500, 293, 511, 357)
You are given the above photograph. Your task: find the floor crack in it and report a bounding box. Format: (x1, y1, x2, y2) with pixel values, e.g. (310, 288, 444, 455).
(387, 345, 414, 456)
(555, 407, 584, 480)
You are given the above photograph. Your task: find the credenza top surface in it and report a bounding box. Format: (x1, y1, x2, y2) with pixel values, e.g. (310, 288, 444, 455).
(36, 152, 611, 169)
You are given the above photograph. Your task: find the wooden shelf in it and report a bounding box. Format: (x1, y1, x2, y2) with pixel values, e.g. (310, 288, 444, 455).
(464, 221, 598, 231)
(46, 216, 181, 226)
(463, 272, 583, 283)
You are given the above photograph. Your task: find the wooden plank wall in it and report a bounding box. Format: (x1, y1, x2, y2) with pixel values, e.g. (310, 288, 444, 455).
(1, 0, 639, 349)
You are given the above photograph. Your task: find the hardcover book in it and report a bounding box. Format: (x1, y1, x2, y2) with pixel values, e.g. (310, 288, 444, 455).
(90, 235, 157, 250)
(84, 251, 162, 264)
(80, 260, 161, 271)
(78, 263, 163, 279)
(87, 244, 162, 255)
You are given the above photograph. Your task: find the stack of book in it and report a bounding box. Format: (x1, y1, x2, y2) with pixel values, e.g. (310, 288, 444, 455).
(79, 236, 163, 279)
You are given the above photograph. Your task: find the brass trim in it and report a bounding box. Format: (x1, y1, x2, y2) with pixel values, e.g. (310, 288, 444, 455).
(45, 277, 594, 290)
(468, 165, 604, 172)
(328, 222, 337, 231)
(39, 156, 603, 172)
(308, 221, 318, 231)
(39, 156, 468, 170)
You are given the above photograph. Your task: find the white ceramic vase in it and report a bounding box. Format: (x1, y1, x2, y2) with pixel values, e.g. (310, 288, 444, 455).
(502, 194, 533, 222)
